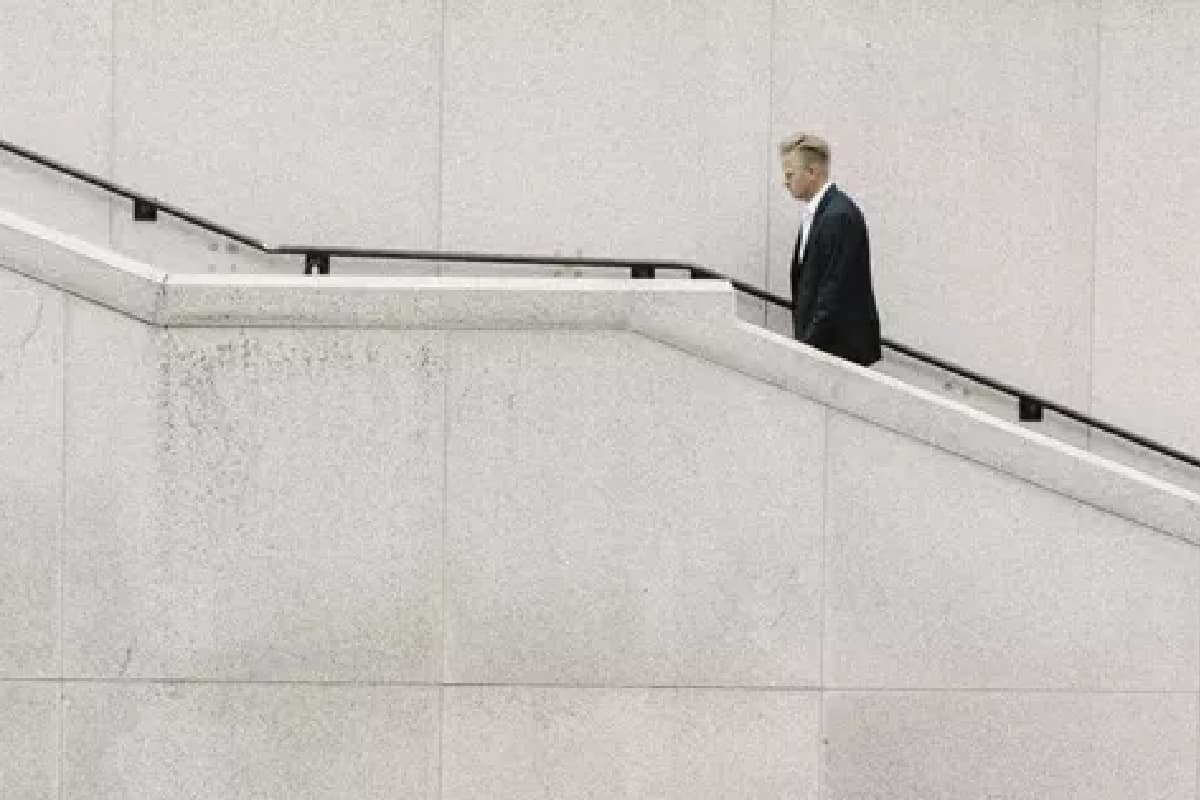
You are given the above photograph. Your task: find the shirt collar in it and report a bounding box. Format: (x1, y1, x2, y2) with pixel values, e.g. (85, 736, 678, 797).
(805, 181, 833, 217)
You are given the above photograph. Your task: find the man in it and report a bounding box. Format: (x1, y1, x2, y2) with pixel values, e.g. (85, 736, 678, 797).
(780, 133, 881, 366)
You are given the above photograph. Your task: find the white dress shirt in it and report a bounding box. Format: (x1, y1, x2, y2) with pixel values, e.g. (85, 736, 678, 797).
(800, 180, 833, 256)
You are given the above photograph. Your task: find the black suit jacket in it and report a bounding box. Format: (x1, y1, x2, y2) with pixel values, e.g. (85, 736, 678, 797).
(790, 184, 882, 366)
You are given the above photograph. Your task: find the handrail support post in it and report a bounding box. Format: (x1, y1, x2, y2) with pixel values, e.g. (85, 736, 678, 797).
(1018, 396, 1044, 422)
(304, 253, 331, 276)
(133, 199, 158, 222)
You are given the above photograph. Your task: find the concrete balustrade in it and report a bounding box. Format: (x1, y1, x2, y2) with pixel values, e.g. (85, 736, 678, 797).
(3, 209, 1200, 798)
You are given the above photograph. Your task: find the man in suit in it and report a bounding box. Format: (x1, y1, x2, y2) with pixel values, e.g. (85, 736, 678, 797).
(780, 133, 882, 366)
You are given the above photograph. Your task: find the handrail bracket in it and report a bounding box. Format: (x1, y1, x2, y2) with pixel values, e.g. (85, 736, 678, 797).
(304, 253, 331, 276)
(133, 198, 158, 222)
(1019, 396, 1044, 422)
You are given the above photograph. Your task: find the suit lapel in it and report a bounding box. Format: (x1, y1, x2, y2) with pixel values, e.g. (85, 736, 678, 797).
(799, 184, 838, 267)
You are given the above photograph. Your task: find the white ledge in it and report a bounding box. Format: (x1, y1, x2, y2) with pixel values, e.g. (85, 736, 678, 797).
(0, 208, 165, 319)
(3, 207, 1198, 542)
(158, 273, 732, 330)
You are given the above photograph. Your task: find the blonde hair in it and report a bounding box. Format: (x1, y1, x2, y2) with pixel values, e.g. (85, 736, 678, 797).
(779, 132, 831, 169)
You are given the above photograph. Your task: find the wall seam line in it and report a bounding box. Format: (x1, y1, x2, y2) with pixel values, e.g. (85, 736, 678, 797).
(764, 0, 776, 331)
(438, 330, 450, 800)
(106, 0, 117, 250)
(1087, 1, 1102, 426)
(58, 293, 67, 800)
(435, 0, 448, 268)
(8, 679, 1199, 693)
(818, 403, 830, 800)
(57, 683, 64, 799)
(437, 685, 445, 799)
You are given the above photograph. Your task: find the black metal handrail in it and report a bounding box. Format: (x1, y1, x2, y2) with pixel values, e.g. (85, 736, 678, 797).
(3, 137, 1197, 473)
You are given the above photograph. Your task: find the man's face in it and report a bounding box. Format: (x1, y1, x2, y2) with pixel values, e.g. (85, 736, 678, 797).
(781, 152, 818, 201)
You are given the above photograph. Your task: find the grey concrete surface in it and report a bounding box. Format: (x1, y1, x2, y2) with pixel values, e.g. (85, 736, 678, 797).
(0, 682, 59, 799)
(111, 0, 442, 250)
(442, 686, 818, 799)
(62, 683, 438, 799)
(1094, 0, 1200, 459)
(824, 412, 1200, 690)
(5, 206, 1200, 797)
(0, 271, 62, 678)
(443, 329, 825, 686)
(824, 690, 1199, 799)
(64, 327, 444, 681)
(0, 0, 112, 244)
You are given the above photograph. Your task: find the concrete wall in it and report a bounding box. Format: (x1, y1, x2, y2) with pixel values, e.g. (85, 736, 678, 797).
(2, 0, 1195, 479)
(3, 214, 1200, 796)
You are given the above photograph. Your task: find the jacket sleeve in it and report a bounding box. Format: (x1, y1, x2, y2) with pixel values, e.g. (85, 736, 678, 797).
(801, 212, 862, 348)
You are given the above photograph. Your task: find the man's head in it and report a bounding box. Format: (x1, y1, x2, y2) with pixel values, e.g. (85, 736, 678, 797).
(779, 132, 831, 202)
